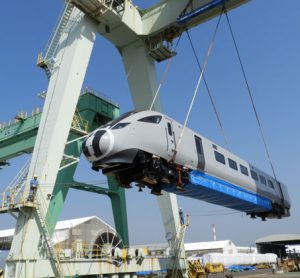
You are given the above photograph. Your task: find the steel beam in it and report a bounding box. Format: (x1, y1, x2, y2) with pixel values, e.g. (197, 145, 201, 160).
(142, 0, 250, 37)
(121, 40, 162, 110)
(107, 176, 129, 246)
(5, 9, 98, 277)
(45, 133, 83, 235)
(120, 39, 182, 270)
(0, 91, 130, 253)
(0, 91, 120, 163)
(0, 114, 41, 161)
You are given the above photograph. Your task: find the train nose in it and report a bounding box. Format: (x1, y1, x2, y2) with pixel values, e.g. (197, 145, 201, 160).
(82, 139, 91, 159)
(82, 129, 113, 160)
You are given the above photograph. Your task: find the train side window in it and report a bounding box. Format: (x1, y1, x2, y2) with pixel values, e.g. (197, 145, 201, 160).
(240, 165, 249, 176)
(251, 170, 259, 181)
(214, 151, 225, 165)
(194, 136, 203, 155)
(228, 158, 238, 170)
(259, 175, 267, 185)
(138, 115, 162, 124)
(167, 122, 172, 136)
(268, 180, 275, 189)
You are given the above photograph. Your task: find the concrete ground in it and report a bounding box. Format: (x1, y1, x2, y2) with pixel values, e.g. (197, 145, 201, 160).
(211, 269, 300, 278)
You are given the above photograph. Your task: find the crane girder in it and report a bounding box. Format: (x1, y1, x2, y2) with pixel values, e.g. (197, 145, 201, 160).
(71, 0, 250, 48)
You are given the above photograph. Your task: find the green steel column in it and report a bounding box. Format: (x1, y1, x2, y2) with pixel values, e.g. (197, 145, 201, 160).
(107, 176, 129, 246)
(46, 120, 129, 245)
(0, 92, 129, 244)
(46, 134, 82, 234)
(105, 104, 130, 245)
(46, 136, 130, 245)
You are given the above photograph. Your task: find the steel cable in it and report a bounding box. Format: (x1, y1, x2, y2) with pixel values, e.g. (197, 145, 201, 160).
(173, 12, 223, 161)
(186, 29, 230, 151)
(224, 11, 282, 196)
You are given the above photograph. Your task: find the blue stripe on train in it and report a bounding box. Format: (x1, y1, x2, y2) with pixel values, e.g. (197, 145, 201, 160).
(163, 170, 272, 213)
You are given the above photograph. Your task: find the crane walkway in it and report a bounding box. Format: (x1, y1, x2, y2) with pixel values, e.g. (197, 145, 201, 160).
(0, 159, 36, 214)
(0, 199, 36, 214)
(0, 167, 63, 275)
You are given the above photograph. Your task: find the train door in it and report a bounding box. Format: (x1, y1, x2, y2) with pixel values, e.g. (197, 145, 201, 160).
(165, 118, 176, 158)
(194, 135, 205, 170)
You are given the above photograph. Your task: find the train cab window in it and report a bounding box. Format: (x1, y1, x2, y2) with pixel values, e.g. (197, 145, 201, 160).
(112, 122, 130, 129)
(251, 170, 259, 181)
(138, 115, 162, 124)
(268, 180, 275, 189)
(194, 136, 203, 155)
(167, 122, 173, 136)
(103, 110, 138, 128)
(259, 175, 267, 185)
(240, 165, 249, 176)
(214, 151, 225, 165)
(228, 158, 238, 170)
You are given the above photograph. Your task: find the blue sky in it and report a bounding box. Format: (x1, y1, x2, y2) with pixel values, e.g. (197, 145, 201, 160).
(0, 0, 299, 247)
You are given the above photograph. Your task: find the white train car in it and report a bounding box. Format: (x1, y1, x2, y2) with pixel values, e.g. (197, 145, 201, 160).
(82, 110, 290, 219)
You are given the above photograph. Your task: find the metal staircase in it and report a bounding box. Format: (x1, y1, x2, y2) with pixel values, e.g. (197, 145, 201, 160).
(3, 160, 30, 207)
(170, 215, 189, 278)
(1, 159, 62, 276)
(35, 195, 63, 277)
(71, 109, 89, 135)
(37, 0, 75, 79)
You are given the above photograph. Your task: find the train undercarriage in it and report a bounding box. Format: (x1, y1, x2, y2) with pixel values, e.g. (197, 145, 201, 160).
(92, 150, 290, 219)
(93, 151, 189, 195)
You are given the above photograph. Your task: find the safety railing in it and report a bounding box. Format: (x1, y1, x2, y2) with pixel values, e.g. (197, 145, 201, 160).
(71, 109, 89, 133)
(106, 0, 125, 15)
(0, 108, 41, 131)
(55, 242, 114, 259)
(0, 187, 36, 211)
(54, 241, 145, 266)
(82, 87, 119, 107)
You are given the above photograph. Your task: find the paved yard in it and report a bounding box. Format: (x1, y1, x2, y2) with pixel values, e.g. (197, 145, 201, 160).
(211, 269, 300, 278)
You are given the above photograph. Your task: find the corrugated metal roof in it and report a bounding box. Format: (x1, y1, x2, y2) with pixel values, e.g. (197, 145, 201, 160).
(55, 216, 96, 230)
(0, 216, 114, 238)
(256, 234, 300, 244)
(185, 240, 235, 251)
(0, 229, 14, 238)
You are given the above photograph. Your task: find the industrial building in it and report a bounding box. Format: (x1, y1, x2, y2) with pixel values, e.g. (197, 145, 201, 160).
(0, 216, 119, 256)
(133, 240, 257, 258)
(256, 234, 300, 258)
(185, 240, 237, 256)
(0, 214, 290, 275)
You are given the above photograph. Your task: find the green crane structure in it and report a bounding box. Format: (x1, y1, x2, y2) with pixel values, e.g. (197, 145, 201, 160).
(0, 89, 129, 245)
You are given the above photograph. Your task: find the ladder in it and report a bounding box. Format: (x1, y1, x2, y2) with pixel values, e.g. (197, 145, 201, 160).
(35, 201, 63, 277)
(171, 215, 189, 278)
(37, 0, 75, 79)
(71, 109, 89, 134)
(5, 160, 30, 206)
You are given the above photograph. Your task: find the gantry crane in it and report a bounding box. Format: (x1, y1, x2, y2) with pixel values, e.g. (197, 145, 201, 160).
(4, 1, 250, 277)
